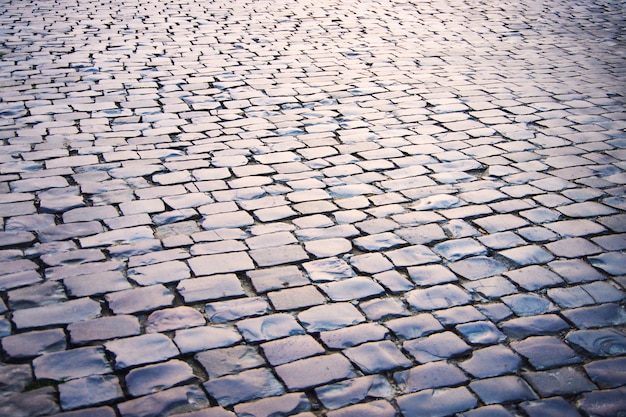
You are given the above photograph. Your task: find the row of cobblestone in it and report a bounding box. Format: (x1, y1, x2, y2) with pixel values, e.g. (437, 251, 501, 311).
(1, 0, 625, 416)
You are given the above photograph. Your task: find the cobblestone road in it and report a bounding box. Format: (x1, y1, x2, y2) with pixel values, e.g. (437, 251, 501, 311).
(1, 0, 626, 415)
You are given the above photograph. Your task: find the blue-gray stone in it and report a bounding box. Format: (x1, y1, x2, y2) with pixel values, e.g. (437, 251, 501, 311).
(33, 346, 111, 381)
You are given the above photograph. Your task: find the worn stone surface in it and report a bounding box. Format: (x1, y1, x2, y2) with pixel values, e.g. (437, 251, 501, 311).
(0, 0, 625, 415)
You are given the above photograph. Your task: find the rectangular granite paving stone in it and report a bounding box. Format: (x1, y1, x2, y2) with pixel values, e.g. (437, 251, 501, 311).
(1, 1, 625, 416)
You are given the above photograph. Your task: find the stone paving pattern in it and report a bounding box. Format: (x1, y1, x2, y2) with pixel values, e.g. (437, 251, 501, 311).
(0, 0, 625, 415)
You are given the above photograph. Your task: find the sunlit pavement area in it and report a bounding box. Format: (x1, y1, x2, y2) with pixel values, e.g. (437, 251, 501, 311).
(1, 0, 625, 415)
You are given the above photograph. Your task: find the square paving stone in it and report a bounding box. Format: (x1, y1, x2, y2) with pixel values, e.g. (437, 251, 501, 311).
(499, 245, 554, 266)
(145, 306, 205, 333)
(502, 293, 557, 317)
(353, 232, 406, 251)
(105, 333, 179, 369)
(456, 321, 506, 345)
(267, 285, 327, 311)
(385, 244, 440, 267)
(500, 314, 571, 339)
(394, 224, 447, 245)
(64, 270, 132, 297)
(105, 285, 174, 315)
(196, 345, 265, 379)
(233, 393, 310, 417)
(319, 276, 385, 301)
(275, 353, 356, 391)
(520, 397, 583, 417)
(38, 222, 103, 244)
(448, 256, 508, 280)
(247, 265, 309, 293)
(304, 238, 352, 258)
(249, 245, 309, 267)
(578, 387, 626, 417)
(458, 405, 516, 417)
(545, 237, 603, 258)
(459, 345, 522, 378)
(174, 325, 242, 353)
(117, 385, 210, 417)
(433, 238, 487, 261)
(188, 252, 255, 276)
(7, 280, 66, 310)
(316, 375, 394, 411)
(33, 346, 111, 381)
(548, 259, 605, 283)
(407, 264, 457, 286)
(433, 306, 487, 326)
(545, 219, 607, 237)
(349, 252, 394, 274)
(0, 328, 66, 359)
(562, 303, 626, 329)
(473, 213, 529, 233)
(344, 340, 412, 374)
(303, 257, 355, 282)
(205, 297, 270, 323)
(127, 260, 190, 286)
(463, 276, 518, 299)
(59, 375, 123, 411)
(261, 334, 326, 366)
(565, 328, 626, 358)
(319, 323, 390, 349)
(396, 387, 477, 417)
(12, 297, 101, 329)
(0, 387, 59, 417)
(125, 359, 196, 397)
(523, 366, 597, 396)
(511, 336, 582, 370)
(517, 226, 559, 242)
(589, 252, 626, 276)
(584, 357, 626, 388)
(297, 303, 365, 332)
(360, 297, 409, 321)
(469, 375, 538, 405)
(324, 399, 397, 417)
(373, 270, 414, 293)
(68, 315, 140, 344)
(394, 361, 468, 393)
(403, 331, 471, 363)
(385, 314, 443, 340)
(236, 313, 305, 342)
(177, 274, 246, 303)
(405, 284, 472, 312)
(503, 265, 564, 291)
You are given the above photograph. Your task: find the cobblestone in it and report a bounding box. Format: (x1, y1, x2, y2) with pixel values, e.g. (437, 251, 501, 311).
(1, 0, 625, 415)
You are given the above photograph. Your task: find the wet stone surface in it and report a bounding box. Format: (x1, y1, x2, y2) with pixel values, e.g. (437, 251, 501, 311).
(1, 0, 625, 415)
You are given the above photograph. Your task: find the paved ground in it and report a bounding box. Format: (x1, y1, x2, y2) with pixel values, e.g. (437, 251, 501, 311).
(0, 0, 625, 415)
